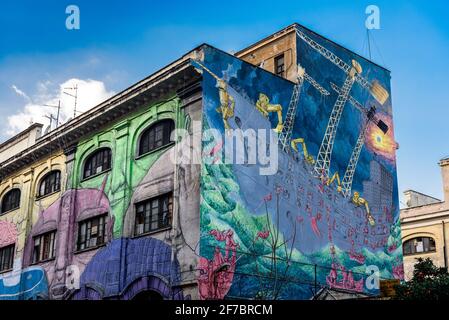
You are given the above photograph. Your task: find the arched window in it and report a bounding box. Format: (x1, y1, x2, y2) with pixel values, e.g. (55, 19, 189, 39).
(83, 148, 112, 179)
(1, 188, 21, 213)
(403, 237, 436, 255)
(38, 170, 61, 198)
(138, 120, 174, 156)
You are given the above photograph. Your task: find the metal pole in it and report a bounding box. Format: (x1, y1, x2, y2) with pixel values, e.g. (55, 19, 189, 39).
(74, 85, 78, 118)
(443, 221, 448, 269)
(56, 100, 61, 127)
(366, 29, 372, 60)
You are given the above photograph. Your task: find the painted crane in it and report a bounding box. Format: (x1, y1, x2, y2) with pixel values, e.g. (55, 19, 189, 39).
(278, 64, 330, 152)
(330, 82, 389, 198)
(294, 27, 389, 179)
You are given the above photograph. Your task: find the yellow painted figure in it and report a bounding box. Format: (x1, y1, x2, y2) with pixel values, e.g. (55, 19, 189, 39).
(352, 191, 376, 226)
(255, 93, 283, 132)
(326, 172, 342, 193)
(216, 79, 235, 130)
(291, 138, 315, 164)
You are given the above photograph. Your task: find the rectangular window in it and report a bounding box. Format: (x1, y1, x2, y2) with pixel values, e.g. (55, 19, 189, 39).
(0, 244, 15, 272)
(134, 193, 173, 236)
(32, 231, 56, 263)
(77, 215, 107, 251)
(274, 54, 285, 77)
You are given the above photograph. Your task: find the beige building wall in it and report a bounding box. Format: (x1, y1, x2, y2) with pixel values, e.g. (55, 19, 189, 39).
(0, 124, 43, 164)
(236, 24, 298, 82)
(400, 158, 449, 280)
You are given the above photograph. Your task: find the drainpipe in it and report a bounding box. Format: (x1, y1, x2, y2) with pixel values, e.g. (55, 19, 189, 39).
(443, 221, 448, 269)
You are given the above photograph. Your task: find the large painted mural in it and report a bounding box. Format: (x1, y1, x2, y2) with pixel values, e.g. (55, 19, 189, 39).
(0, 97, 197, 300)
(197, 26, 402, 300)
(0, 25, 402, 300)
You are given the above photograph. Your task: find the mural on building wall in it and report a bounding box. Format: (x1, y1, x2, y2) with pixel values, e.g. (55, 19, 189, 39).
(23, 177, 113, 299)
(0, 220, 49, 300)
(0, 220, 17, 247)
(0, 267, 49, 300)
(198, 26, 402, 299)
(0, 98, 193, 300)
(69, 237, 184, 300)
(0, 26, 403, 300)
(69, 98, 184, 238)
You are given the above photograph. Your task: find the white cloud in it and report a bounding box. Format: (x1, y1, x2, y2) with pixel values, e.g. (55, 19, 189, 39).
(11, 85, 31, 103)
(7, 79, 115, 136)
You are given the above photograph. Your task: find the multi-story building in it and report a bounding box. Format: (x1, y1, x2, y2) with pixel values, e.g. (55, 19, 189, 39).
(0, 23, 402, 300)
(400, 158, 449, 281)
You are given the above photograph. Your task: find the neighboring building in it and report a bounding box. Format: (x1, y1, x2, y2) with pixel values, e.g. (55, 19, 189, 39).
(0, 23, 402, 300)
(0, 124, 43, 164)
(400, 158, 449, 280)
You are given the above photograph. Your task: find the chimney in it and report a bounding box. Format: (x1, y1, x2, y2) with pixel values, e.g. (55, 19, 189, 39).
(440, 157, 449, 204)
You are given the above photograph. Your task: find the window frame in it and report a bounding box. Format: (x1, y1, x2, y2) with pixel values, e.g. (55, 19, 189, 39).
(274, 54, 285, 77)
(37, 170, 61, 199)
(32, 230, 57, 264)
(403, 236, 437, 256)
(0, 244, 15, 273)
(137, 119, 175, 157)
(1, 188, 21, 214)
(82, 148, 112, 180)
(76, 214, 108, 252)
(134, 192, 173, 237)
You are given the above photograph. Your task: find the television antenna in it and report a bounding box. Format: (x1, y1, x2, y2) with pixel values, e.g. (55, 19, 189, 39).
(42, 100, 61, 128)
(63, 84, 78, 118)
(44, 114, 57, 131)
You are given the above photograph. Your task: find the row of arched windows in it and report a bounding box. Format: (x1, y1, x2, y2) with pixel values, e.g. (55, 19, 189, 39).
(1, 170, 61, 214)
(82, 119, 174, 179)
(0, 119, 175, 215)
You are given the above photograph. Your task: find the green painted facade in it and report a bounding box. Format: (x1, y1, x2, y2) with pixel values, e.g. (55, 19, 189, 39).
(69, 97, 185, 237)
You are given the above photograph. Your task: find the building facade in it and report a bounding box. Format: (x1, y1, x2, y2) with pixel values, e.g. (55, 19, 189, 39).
(400, 158, 449, 281)
(0, 23, 402, 300)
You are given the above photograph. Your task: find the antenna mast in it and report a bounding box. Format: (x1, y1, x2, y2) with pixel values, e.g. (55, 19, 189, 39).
(366, 29, 372, 60)
(63, 84, 78, 118)
(43, 100, 61, 128)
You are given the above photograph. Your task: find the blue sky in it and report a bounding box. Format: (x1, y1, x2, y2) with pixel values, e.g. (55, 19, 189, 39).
(1, 0, 448, 204)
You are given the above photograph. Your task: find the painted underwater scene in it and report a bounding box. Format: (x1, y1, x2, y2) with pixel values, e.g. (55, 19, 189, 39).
(197, 41, 402, 300)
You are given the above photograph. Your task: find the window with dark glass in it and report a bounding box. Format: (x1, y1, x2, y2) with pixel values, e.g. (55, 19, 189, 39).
(38, 171, 61, 197)
(134, 193, 173, 236)
(403, 237, 436, 255)
(0, 244, 14, 272)
(138, 120, 174, 156)
(32, 231, 56, 263)
(1, 188, 21, 213)
(274, 54, 285, 77)
(77, 215, 107, 251)
(83, 148, 112, 179)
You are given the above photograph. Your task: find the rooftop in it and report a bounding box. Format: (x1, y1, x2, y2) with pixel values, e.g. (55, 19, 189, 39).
(236, 22, 391, 73)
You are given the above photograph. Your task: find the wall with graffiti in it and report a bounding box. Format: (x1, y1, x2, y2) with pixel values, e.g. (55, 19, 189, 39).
(0, 27, 402, 300)
(198, 27, 402, 299)
(0, 95, 202, 300)
(0, 152, 66, 299)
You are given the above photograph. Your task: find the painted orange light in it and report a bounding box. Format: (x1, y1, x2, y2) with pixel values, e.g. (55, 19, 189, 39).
(365, 115, 396, 162)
